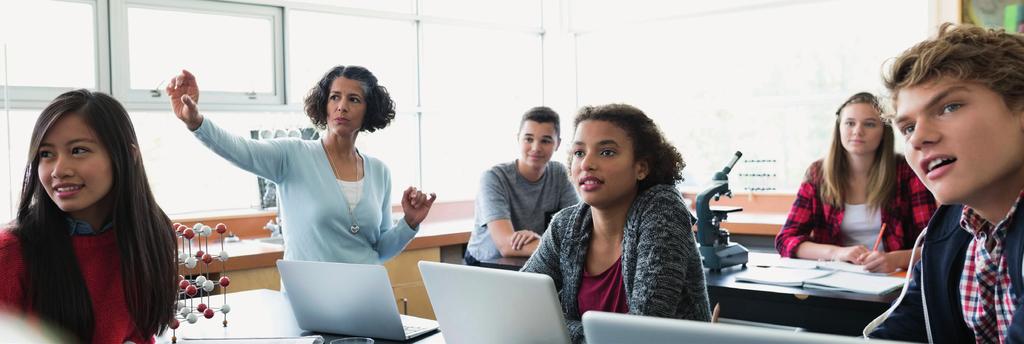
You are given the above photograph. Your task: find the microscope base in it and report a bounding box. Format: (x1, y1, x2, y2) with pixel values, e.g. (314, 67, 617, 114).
(700, 243, 749, 271)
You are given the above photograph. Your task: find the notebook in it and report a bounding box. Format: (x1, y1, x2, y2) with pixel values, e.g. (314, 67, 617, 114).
(735, 267, 905, 295)
(768, 257, 885, 275)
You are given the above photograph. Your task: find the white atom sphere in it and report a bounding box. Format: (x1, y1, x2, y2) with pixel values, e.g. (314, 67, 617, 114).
(192, 223, 202, 231)
(218, 251, 230, 261)
(195, 276, 207, 285)
(186, 313, 198, 324)
(176, 300, 186, 310)
(202, 226, 213, 236)
(185, 257, 197, 269)
(220, 304, 231, 314)
(177, 252, 188, 262)
(179, 307, 190, 317)
(203, 280, 215, 292)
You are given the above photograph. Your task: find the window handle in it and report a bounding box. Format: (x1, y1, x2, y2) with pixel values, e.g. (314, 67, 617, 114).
(246, 90, 257, 100)
(151, 80, 166, 98)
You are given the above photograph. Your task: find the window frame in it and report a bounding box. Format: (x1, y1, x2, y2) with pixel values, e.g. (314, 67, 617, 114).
(109, 0, 286, 108)
(0, 0, 109, 107)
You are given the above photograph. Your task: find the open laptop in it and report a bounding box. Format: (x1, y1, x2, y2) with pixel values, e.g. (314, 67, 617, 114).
(582, 311, 910, 344)
(419, 261, 571, 344)
(276, 260, 438, 341)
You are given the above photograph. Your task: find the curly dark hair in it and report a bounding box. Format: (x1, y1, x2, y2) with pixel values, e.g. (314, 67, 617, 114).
(304, 65, 396, 132)
(571, 104, 686, 191)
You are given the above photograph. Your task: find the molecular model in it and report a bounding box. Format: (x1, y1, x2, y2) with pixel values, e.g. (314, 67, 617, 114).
(168, 222, 232, 343)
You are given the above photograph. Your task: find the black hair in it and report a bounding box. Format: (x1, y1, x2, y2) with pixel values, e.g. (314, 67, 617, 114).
(304, 65, 396, 133)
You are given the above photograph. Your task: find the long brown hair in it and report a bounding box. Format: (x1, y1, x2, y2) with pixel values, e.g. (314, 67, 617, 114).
(12, 89, 176, 342)
(820, 92, 896, 210)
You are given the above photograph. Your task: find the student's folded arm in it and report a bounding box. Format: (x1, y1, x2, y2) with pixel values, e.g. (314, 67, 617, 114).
(487, 220, 536, 257)
(868, 260, 929, 342)
(776, 180, 821, 258)
(631, 196, 711, 321)
(192, 118, 292, 184)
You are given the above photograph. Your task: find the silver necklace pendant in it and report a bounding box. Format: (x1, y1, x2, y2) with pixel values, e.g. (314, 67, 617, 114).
(350, 224, 360, 234)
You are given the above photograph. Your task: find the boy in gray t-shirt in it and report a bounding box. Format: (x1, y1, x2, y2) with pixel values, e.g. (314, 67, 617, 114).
(466, 107, 579, 263)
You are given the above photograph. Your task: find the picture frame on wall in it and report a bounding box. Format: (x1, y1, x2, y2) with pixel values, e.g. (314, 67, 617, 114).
(962, 0, 1024, 32)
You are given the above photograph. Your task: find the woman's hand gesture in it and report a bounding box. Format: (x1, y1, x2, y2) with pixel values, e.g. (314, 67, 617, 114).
(166, 69, 203, 131)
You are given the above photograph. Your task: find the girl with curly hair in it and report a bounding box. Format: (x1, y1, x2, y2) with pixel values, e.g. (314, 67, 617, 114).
(521, 103, 710, 344)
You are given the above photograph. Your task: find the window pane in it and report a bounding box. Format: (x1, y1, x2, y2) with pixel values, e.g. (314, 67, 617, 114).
(0, 0, 95, 89)
(421, 0, 541, 27)
(288, 0, 414, 13)
(136, 111, 312, 214)
(420, 24, 543, 200)
(287, 11, 417, 110)
(575, 0, 929, 191)
(357, 112, 420, 205)
(127, 5, 276, 93)
(6, 110, 39, 222)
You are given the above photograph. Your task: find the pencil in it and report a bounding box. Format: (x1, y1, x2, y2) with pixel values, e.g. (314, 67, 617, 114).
(872, 223, 888, 252)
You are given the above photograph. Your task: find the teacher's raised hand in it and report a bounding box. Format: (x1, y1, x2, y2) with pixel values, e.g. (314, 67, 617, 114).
(402, 186, 437, 229)
(166, 69, 203, 131)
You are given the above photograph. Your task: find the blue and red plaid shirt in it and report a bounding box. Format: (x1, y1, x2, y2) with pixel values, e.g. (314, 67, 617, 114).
(959, 190, 1024, 344)
(776, 157, 937, 258)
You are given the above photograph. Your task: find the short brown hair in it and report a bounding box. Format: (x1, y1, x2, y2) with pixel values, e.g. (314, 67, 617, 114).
(884, 23, 1024, 116)
(571, 104, 685, 192)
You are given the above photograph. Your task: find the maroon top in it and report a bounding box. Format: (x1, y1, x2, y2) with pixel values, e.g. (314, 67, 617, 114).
(577, 256, 629, 317)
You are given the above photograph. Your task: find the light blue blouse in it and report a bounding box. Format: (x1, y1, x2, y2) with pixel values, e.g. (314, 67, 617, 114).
(193, 118, 417, 264)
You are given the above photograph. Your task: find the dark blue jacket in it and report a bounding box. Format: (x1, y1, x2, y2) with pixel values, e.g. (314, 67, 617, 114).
(870, 199, 1024, 343)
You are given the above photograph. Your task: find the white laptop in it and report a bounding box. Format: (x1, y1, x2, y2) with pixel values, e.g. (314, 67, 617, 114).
(418, 261, 571, 344)
(582, 311, 910, 344)
(276, 260, 438, 341)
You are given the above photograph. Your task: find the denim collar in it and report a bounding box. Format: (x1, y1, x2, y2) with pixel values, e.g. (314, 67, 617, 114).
(66, 217, 113, 236)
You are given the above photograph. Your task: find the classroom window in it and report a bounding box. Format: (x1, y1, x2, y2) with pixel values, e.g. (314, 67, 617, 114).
(574, 0, 929, 192)
(287, 0, 415, 14)
(0, 0, 98, 101)
(419, 23, 543, 200)
(420, 0, 542, 27)
(116, 0, 284, 105)
(287, 10, 419, 203)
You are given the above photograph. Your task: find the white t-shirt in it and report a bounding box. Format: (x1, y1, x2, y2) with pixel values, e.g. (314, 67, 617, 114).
(338, 179, 364, 213)
(840, 203, 884, 250)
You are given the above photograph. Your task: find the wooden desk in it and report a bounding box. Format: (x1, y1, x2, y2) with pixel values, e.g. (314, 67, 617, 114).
(707, 252, 897, 336)
(157, 289, 445, 344)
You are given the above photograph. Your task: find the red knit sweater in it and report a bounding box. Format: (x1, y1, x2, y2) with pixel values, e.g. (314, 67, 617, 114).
(0, 229, 153, 344)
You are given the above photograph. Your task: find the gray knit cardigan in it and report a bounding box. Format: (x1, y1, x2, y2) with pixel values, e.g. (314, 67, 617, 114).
(521, 184, 711, 344)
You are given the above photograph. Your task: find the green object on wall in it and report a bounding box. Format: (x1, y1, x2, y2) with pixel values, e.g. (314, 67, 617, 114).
(1005, 4, 1024, 32)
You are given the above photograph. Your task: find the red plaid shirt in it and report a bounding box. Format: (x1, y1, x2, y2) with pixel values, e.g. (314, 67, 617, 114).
(775, 157, 937, 257)
(959, 190, 1024, 344)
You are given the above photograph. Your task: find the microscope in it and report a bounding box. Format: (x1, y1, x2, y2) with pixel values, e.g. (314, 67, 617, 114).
(696, 151, 749, 271)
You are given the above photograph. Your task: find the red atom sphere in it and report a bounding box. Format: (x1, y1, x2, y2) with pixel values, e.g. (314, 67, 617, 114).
(219, 276, 230, 287)
(197, 303, 207, 312)
(185, 285, 198, 296)
(178, 280, 189, 290)
(169, 318, 179, 330)
(204, 308, 215, 319)
(183, 228, 195, 240)
(215, 223, 227, 234)
(202, 254, 213, 264)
